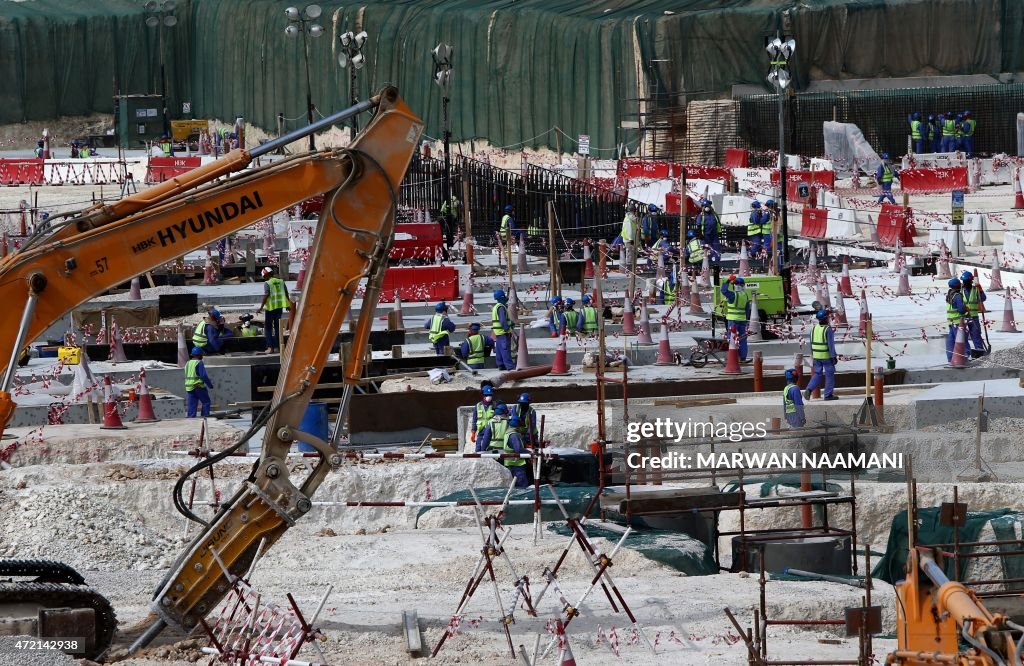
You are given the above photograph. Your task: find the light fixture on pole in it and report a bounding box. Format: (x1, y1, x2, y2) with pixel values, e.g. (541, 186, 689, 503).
(144, 0, 177, 139)
(432, 42, 454, 247)
(285, 5, 324, 151)
(338, 31, 368, 134)
(766, 34, 796, 308)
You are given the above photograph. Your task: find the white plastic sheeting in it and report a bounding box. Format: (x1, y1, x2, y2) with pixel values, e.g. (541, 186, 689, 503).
(823, 121, 880, 175)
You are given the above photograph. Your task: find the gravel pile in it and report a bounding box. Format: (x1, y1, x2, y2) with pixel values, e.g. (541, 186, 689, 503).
(981, 342, 1024, 369)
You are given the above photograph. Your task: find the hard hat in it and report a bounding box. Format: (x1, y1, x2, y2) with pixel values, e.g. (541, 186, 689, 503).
(947, 278, 961, 289)
(481, 385, 494, 396)
(469, 322, 481, 330)
(190, 346, 204, 356)
(435, 302, 446, 312)
(960, 270, 974, 282)
(751, 200, 761, 209)
(912, 112, 920, 120)
(208, 308, 221, 319)
(550, 296, 562, 306)
(36, 140, 43, 146)
(928, 114, 935, 121)
(735, 277, 745, 286)
(964, 110, 972, 117)
(565, 298, 575, 307)
(956, 113, 963, 121)
(660, 229, 668, 236)
(261, 266, 274, 277)
(687, 230, 695, 238)
(881, 153, 889, 160)
(938, 113, 945, 119)
(766, 198, 775, 207)
(648, 203, 658, 212)
(816, 308, 828, 320)
(509, 415, 523, 428)
(493, 402, 509, 416)
(493, 289, 507, 302)
(785, 368, 797, 382)
(504, 204, 514, 213)
(517, 392, 530, 404)
(71, 140, 78, 145)
(581, 294, 592, 304)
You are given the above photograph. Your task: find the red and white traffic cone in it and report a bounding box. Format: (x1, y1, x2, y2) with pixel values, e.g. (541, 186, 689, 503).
(806, 245, 818, 284)
(459, 280, 476, 315)
(515, 324, 531, 370)
(949, 322, 969, 368)
(747, 294, 763, 342)
(129, 276, 142, 300)
(678, 267, 691, 302)
(793, 352, 804, 385)
(135, 368, 160, 422)
(839, 256, 853, 297)
(550, 335, 570, 375)
(738, 241, 751, 277)
(832, 284, 849, 328)
(789, 273, 804, 307)
(654, 321, 674, 365)
(555, 620, 576, 666)
(508, 284, 523, 317)
(636, 299, 654, 345)
(99, 374, 127, 430)
(721, 326, 742, 375)
(819, 277, 832, 308)
(583, 241, 595, 279)
(656, 249, 666, 280)
(1014, 167, 1024, 209)
(621, 296, 638, 335)
(688, 282, 704, 315)
(203, 248, 216, 285)
(296, 255, 308, 290)
(697, 254, 710, 288)
(999, 290, 1019, 333)
(108, 319, 128, 363)
(857, 289, 870, 337)
(936, 240, 953, 279)
(896, 265, 911, 296)
(988, 251, 1004, 291)
(392, 296, 406, 330)
(517, 236, 528, 273)
(177, 324, 188, 368)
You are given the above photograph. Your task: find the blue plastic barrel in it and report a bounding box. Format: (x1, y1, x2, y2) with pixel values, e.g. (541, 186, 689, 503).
(296, 402, 329, 453)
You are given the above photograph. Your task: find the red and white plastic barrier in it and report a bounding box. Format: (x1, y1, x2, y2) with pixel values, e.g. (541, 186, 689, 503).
(724, 148, 749, 168)
(145, 156, 204, 184)
(898, 167, 968, 194)
(0, 159, 44, 185)
(876, 204, 916, 247)
(800, 207, 828, 239)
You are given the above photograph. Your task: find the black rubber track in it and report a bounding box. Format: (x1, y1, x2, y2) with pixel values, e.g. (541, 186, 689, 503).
(0, 581, 117, 661)
(0, 559, 87, 585)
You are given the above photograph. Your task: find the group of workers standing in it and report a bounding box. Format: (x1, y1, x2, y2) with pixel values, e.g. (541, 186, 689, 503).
(945, 271, 989, 361)
(907, 111, 976, 157)
(471, 384, 541, 487)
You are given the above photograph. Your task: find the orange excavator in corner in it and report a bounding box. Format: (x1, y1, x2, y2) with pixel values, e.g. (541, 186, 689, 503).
(0, 87, 423, 659)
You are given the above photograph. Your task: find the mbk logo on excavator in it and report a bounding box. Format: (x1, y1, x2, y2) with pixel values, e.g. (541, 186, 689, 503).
(133, 190, 265, 253)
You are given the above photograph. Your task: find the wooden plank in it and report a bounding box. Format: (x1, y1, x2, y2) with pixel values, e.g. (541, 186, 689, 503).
(402, 610, 422, 656)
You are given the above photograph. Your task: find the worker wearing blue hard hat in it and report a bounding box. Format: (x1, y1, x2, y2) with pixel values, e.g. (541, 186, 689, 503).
(424, 301, 456, 355)
(499, 204, 520, 242)
(459, 322, 494, 370)
(475, 401, 508, 453)
(193, 307, 233, 356)
(960, 110, 976, 157)
(721, 274, 752, 363)
(747, 200, 769, 257)
(639, 203, 660, 248)
(469, 382, 497, 444)
(548, 295, 566, 337)
(908, 112, 924, 155)
(513, 392, 540, 445)
(805, 309, 838, 401)
(563, 298, 582, 334)
(185, 346, 215, 418)
(929, 114, 941, 153)
(782, 368, 806, 428)
(491, 289, 516, 370)
(875, 153, 898, 206)
(476, 401, 529, 487)
(579, 294, 600, 335)
(684, 229, 704, 265)
(960, 271, 988, 356)
(696, 200, 721, 262)
(945, 278, 969, 363)
(941, 112, 957, 153)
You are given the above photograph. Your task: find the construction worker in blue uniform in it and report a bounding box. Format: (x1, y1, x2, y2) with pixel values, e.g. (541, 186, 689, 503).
(652, 228, 672, 258)
(476, 402, 509, 452)
(579, 294, 600, 335)
(805, 309, 838, 401)
(424, 302, 456, 355)
(960, 271, 988, 356)
(929, 115, 942, 154)
(908, 112, 924, 154)
(34, 140, 44, 158)
(470, 383, 496, 444)
(684, 230, 704, 266)
(639, 204, 660, 248)
(548, 296, 567, 337)
(941, 113, 957, 153)
(945, 278, 969, 363)
(491, 289, 516, 370)
(563, 298, 581, 334)
(192, 308, 232, 355)
(782, 368, 806, 428)
(258, 266, 290, 353)
(747, 200, 767, 256)
(661, 265, 677, 306)
(875, 154, 898, 205)
(499, 204, 518, 243)
(513, 392, 540, 445)
(478, 407, 529, 488)
(185, 347, 215, 417)
(720, 275, 751, 362)
(961, 111, 976, 157)
(697, 202, 721, 262)
(459, 322, 494, 369)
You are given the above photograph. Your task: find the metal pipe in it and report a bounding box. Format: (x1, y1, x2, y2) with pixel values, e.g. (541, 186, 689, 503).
(128, 618, 167, 654)
(493, 364, 552, 388)
(782, 568, 867, 589)
(330, 384, 354, 446)
(2, 285, 41, 391)
(250, 97, 378, 158)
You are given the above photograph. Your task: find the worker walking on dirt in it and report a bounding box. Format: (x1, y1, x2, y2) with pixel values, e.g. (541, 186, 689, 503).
(720, 275, 751, 362)
(459, 322, 493, 369)
(945, 278, 969, 363)
(424, 302, 456, 355)
(579, 294, 600, 335)
(961, 271, 988, 356)
(469, 383, 496, 444)
(782, 368, 806, 428)
(258, 266, 290, 354)
(875, 154, 898, 205)
(805, 309, 838, 401)
(491, 289, 516, 371)
(696, 202, 721, 262)
(513, 392, 540, 445)
(185, 347, 215, 418)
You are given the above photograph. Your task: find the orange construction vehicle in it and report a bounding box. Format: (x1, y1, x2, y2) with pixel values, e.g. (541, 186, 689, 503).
(0, 87, 423, 658)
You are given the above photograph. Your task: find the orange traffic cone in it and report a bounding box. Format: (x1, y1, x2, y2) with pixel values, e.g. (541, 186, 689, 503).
(555, 620, 576, 666)
(748, 294, 763, 342)
(949, 322, 969, 368)
(583, 241, 595, 279)
(688, 282, 703, 315)
(895, 265, 911, 296)
(550, 336, 570, 375)
(793, 352, 804, 385)
(622, 296, 638, 335)
(839, 256, 853, 296)
(697, 255, 710, 288)
(820, 277, 832, 308)
(814, 280, 827, 309)
(936, 240, 952, 279)
(515, 324, 531, 370)
(832, 284, 849, 328)
(135, 368, 160, 422)
(636, 299, 654, 345)
(654, 321, 674, 365)
(721, 326, 742, 375)
(109, 319, 128, 363)
(100, 374, 127, 430)
(738, 241, 751, 277)
(296, 255, 308, 290)
(176, 324, 188, 368)
(999, 290, 1019, 333)
(459, 280, 475, 315)
(203, 253, 216, 285)
(1014, 167, 1024, 209)
(678, 268, 691, 302)
(988, 251, 1003, 291)
(857, 289, 870, 337)
(789, 273, 803, 307)
(392, 295, 406, 330)
(516, 236, 528, 273)
(129, 276, 142, 300)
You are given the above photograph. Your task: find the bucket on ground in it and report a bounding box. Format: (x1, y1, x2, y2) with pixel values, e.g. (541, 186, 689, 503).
(295, 402, 329, 453)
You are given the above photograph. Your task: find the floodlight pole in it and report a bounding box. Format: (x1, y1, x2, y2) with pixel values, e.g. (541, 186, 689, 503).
(349, 66, 359, 134)
(442, 90, 451, 222)
(778, 87, 790, 306)
(301, 28, 316, 151)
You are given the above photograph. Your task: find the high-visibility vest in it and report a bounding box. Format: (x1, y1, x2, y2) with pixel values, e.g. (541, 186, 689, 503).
(946, 295, 966, 323)
(564, 310, 579, 331)
(943, 119, 955, 137)
(748, 211, 764, 236)
(955, 123, 963, 139)
(910, 120, 922, 140)
(441, 197, 459, 218)
(663, 281, 675, 305)
(686, 238, 704, 263)
(698, 212, 722, 235)
(880, 165, 894, 184)
(726, 289, 749, 322)
(581, 306, 598, 333)
(962, 119, 976, 137)
(783, 383, 798, 414)
(491, 302, 509, 335)
(500, 214, 513, 236)
(467, 334, 485, 365)
(475, 401, 494, 431)
(429, 314, 449, 343)
(185, 359, 205, 391)
(964, 284, 982, 316)
(811, 323, 832, 360)
(621, 214, 636, 243)
(192, 320, 208, 346)
(241, 325, 259, 337)
(489, 427, 527, 467)
(160, 141, 171, 157)
(488, 419, 509, 445)
(265, 277, 289, 311)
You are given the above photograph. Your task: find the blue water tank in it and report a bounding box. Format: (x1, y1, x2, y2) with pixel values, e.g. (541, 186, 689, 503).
(296, 402, 329, 453)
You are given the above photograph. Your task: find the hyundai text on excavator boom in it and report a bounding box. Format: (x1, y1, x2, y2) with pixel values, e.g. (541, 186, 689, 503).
(0, 87, 422, 659)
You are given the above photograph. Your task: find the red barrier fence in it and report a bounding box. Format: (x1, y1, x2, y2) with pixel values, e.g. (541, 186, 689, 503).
(724, 148, 749, 169)
(876, 204, 916, 247)
(0, 159, 44, 186)
(898, 167, 968, 194)
(390, 223, 443, 262)
(381, 265, 458, 302)
(664, 192, 699, 216)
(770, 169, 835, 203)
(145, 156, 203, 184)
(617, 158, 681, 181)
(800, 207, 828, 239)
(684, 165, 730, 182)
